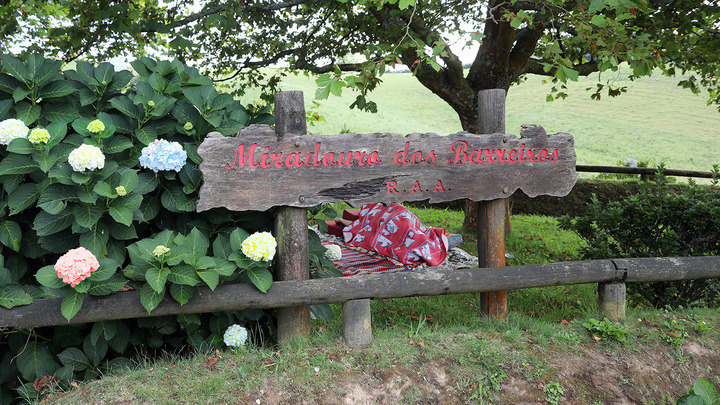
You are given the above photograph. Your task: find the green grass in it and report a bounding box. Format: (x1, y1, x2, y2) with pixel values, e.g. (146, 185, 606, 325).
(234, 67, 720, 172)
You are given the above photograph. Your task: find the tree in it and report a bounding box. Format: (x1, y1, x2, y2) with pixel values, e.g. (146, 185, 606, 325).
(2, 0, 719, 227)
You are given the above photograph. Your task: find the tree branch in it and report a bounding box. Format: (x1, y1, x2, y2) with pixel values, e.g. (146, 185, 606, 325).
(167, 0, 311, 30)
(523, 58, 599, 76)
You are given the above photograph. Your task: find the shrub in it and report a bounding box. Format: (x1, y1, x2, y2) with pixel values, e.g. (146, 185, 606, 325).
(560, 169, 720, 308)
(0, 54, 338, 402)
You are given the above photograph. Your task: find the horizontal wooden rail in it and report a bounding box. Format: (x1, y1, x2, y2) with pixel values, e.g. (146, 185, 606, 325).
(576, 165, 717, 179)
(2, 256, 719, 330)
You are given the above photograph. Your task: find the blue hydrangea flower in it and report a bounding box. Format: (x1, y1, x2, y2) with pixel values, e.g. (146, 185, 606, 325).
(139, 139, 187, 172)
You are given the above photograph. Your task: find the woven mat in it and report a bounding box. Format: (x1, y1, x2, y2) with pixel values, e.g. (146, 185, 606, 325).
(321, 241, 416, 277)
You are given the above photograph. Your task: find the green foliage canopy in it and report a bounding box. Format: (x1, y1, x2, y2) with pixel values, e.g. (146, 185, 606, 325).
(2, 0, 718, 131)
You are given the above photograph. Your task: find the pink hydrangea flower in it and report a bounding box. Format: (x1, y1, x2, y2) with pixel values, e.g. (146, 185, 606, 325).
(54, 247, 100, 287)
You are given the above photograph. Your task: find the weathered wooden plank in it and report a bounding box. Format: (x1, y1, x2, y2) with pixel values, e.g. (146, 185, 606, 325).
(196, 127, 577, 212)
(3, 256, 720, 329)
(615, 256, 720, 282)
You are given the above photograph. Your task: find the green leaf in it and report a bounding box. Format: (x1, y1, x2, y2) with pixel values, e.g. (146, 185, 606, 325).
(83, 333, 108, 365)
(310, 304, 334, 322)
(183, 228, 209, 266)
(148, 72, 167, 92)
(48, 162, 74, 185)
(57, 347, 91, 371)
(167, 264, 201, 286)
(108, 321, 131, 352)
(107, 222, 137, 240)
(73, 204, 104, 229)
(87, 274, 126, 295)
(12, 86, 31, 102)
(16, 342, 58, 381)
(8, 183, 39, 215)
(15, 102, 41, 125)
(140, 282, 165, 314)
(88, 258, 118, 282)
(93, 180, 114, 198)
(35, 265, 65, 288)
(61, 289, 84, 321)
(247, 267, 273, 293)
(94, 62, 115, 85)
(195, 256, 216, 270)
(39, 80, 76, 99)
(590, 14, 608, 27)
(0, 154, 38, 175)
(692, 379, 719, 404)
(104, 135, 133, 154)
(161, 183, 196, 212)
(170, 283, 195, 306)
(34, 150, 59, 172)
(213, 258, 236, 276)
(44, 103, 79, 123)
(0, 220, 21, 251)
(135, 126, 158, 145)
(0, 284, 33, 308)
(33, 209, 74, 236)
(108, 194, 142, 226)
(145, 266, 170, 293)
(1, 54, 30, 82)
(7, 138, 34, 154)
(197, 270, 219, 290)
(229, 228, 250, 251)
(588, 0, 606, 13)
(79, 222, 110, 258)
(90, 321, 117, 346)
(0, 98, 12, 117)
(54, 365, 74, 384)
(135, 172, 159, 194)
(38, 184, 76, 214)
(117, 168, 139, 193)
(109, 96, 139, 119)
(178, 163, 201, 193)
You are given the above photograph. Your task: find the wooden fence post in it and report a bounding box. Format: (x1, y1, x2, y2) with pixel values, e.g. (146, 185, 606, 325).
(598, 282, 626, 321)
(274, 91, 311, 342)
(477, 89, 508, 319)
(343, 299, 372, 347)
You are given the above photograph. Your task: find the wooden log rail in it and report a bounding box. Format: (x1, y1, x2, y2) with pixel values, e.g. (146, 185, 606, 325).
(576, 165, 718, 179)
(2, 256, 719, 330)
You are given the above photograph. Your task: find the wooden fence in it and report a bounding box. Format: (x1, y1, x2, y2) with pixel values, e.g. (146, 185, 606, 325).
(576, 165, 718, 180)
(3, 256, 719, 333)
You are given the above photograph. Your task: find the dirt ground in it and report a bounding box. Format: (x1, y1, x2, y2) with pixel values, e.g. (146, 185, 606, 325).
(254, 340, 719, 404)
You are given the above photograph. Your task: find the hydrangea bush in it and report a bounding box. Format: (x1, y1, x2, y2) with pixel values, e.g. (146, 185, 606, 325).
(0, 54, 283, 402)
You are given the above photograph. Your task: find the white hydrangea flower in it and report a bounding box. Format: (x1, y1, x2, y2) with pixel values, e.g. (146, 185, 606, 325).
(0, 119, 29, 145)
(325, 244, 342, 261)
(241, 232, 277, 262)
(68, 144, 105, 172)
(223, 324, 248, 347)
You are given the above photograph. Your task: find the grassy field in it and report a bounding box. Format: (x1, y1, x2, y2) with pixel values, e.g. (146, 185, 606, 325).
(234, 67, 720, 172)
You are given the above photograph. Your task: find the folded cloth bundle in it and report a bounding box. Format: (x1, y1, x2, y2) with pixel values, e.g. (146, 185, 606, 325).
(343, 203, 449, 266)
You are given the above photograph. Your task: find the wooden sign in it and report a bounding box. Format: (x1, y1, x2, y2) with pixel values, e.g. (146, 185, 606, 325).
(196, 124, 577, 212)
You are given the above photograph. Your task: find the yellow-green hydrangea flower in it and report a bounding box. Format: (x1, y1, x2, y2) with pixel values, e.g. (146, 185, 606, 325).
(86, 119, 105, 133)
(28, 128, 50, 144)
(148, 100, 155, 107)
(241, 232, 277, 262)
(153, 245, 170, 257)
(183, 122, 193, 131)
(115, 186, 127, 196)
